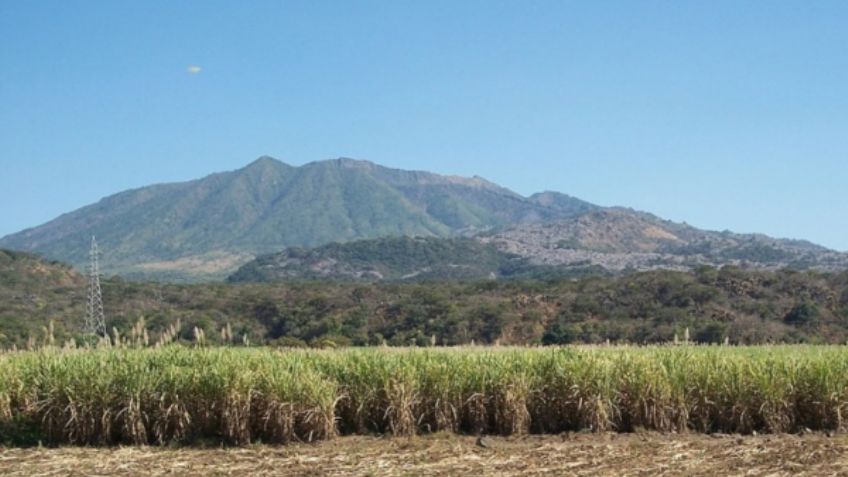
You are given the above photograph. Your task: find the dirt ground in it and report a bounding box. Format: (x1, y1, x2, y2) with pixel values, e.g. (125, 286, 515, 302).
(1, 432, 847, 477)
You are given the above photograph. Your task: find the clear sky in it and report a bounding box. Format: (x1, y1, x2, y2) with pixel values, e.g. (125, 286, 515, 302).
(1, 1, 846, 250)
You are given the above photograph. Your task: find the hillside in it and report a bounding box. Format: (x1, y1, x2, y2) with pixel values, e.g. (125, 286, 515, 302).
(0, 250, 85, 343)
(228, 236, 515, 282)
(230, 209, 848, 283)
(0, 157, 594, 281)
(227, 236, 602, 283)
(2, 156, 845, 282)
(2, 251, 848, 348)
(481, 208, 848, 272)
(0, 249, 82, 289)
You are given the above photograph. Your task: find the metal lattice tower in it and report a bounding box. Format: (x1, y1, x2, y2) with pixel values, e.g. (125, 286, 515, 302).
(85, 235, 107, 337)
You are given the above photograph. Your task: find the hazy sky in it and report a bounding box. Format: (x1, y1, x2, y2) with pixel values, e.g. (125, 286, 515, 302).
(1, 1, 846, 250)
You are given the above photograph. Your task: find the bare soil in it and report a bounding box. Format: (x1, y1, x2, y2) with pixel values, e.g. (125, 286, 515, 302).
(1, 432, 847, 477)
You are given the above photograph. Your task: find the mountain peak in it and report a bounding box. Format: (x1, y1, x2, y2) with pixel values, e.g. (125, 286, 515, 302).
(244, 156, 290, 170)
(0, 156, 603, 281)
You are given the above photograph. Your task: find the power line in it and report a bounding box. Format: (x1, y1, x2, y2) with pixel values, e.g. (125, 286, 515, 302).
(85, 235, 107, 337)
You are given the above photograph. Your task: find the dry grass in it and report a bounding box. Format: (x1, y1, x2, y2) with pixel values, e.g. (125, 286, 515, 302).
(1, 433, 847, 476)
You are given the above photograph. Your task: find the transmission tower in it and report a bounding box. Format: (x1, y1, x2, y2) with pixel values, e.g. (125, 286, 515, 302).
(85, 235, 107, 337)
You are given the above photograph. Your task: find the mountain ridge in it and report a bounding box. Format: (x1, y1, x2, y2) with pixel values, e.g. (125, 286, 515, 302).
(0, 156, 594, 280)
(229, 219, 848, 284)
(3, 156, 846, 282)
(479, 208, 848, 273)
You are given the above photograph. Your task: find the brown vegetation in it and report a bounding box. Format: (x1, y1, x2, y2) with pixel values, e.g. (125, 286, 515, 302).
(2, 433, 846, 476)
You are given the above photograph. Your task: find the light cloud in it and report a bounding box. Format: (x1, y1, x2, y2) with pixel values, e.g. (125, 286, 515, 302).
(186, 65, 202, 74)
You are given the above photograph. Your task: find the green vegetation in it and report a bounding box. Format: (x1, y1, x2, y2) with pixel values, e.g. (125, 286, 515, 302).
(0, 157, 592, 281)
(2, 157, 844, 283)
(3, 250, 848, 348)
(227, 236, 600, 282)
(2, 345, 848, 446)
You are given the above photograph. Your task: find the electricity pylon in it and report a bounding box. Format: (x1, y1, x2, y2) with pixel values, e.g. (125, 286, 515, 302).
(85, 235, 107, 337)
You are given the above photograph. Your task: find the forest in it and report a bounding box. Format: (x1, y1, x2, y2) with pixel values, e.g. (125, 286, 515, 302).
(3, 249, 848, 348)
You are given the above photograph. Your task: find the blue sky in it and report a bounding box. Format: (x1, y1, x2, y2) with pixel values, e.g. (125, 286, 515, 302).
(1, 1, 846, 250)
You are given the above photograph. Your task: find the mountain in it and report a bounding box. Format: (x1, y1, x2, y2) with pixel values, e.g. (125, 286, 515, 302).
(528, 191, 598, 216)
(226, 236, 605, 283)
(228, 236, 511, 282)
(3, 156, 845, 282)
(230, 208, 848, 284)
(0, 157, 594, 281)
(480, 208, 848, 272)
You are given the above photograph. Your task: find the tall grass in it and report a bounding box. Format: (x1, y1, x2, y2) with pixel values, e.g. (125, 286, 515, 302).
(1, 345, 847, 445)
